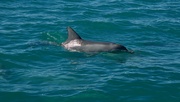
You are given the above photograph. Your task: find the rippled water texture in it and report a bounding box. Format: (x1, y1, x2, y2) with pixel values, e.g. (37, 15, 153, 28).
(0, 0, 180, 102)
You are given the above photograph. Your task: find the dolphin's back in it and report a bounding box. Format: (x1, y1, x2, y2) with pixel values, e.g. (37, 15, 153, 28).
(80, 40, 128, 52)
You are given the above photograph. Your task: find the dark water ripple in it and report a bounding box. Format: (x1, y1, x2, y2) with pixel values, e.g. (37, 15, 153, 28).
(0, 0, 180, 102)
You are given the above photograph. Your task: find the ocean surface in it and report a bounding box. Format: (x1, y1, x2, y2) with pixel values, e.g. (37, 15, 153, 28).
(0, 0, 180, 102)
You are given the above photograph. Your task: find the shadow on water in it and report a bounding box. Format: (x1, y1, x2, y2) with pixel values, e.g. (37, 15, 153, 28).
(60, 50, 135, 64)
(100, 51, 135, 63)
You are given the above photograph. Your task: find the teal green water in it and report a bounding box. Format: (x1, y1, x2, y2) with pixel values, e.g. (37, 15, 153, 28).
(0, 0, 180, 102)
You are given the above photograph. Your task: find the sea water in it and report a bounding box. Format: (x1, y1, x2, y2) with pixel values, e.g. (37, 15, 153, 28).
(0, 0, 180, 102)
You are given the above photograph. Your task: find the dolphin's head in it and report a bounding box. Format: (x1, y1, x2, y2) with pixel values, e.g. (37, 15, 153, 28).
(106, 43, 129, 52)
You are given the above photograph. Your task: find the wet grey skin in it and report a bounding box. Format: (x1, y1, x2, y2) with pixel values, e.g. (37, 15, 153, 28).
(62, 26, 132, 53)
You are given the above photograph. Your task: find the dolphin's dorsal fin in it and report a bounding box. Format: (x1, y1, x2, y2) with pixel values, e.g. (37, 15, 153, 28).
(66, 26, 82, 42)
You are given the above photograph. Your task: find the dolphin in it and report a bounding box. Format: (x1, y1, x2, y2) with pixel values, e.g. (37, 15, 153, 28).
(62, 27, 132, 53)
